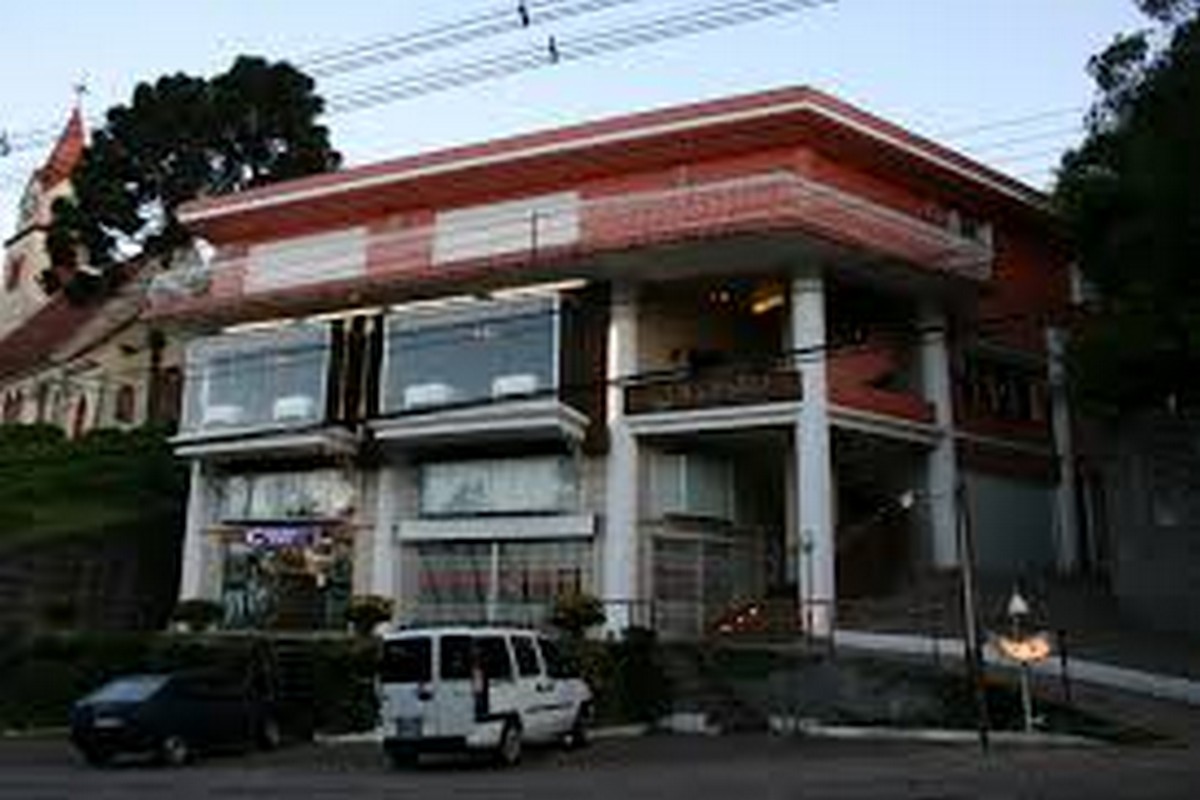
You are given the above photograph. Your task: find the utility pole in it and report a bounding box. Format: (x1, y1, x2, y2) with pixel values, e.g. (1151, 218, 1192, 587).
(955, 478, 990, 752)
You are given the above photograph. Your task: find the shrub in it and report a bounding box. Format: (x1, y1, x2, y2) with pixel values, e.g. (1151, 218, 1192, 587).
(549, 592, 606, 638)
(171, 599, 223, 632)
(345, 595, 394, 636)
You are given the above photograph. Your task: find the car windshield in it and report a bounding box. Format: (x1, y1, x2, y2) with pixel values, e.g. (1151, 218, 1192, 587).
(381, 637, 432, 683)
(85, 675, 169, 704)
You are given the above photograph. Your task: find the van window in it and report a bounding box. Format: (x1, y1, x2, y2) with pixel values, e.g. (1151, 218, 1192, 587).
(511, 635, 541, 677)
(476, 635, 514, 681)
(440, 635, 474, 680)
(537, 637, 578, 679)
(381, 637, 432, 683)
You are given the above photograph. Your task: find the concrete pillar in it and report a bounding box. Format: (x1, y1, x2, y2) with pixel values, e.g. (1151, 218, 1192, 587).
(1047, 327, 1079, 573)
(603, 281, 639, 634)
(791, 270, 835, 637)
(178, 459, 214, 601)
(919, 302, 961, 569)
(370, 466, 399, 603)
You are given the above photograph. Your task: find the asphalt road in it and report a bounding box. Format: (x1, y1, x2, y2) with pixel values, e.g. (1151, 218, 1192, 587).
(1, 734, 1198, 799)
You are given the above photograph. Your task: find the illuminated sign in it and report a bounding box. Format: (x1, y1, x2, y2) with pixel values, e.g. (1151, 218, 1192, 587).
(244, 526, 316, 548)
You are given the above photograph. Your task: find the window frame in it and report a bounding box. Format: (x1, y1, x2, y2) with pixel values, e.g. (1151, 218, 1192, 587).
(381, 295, 561, 414)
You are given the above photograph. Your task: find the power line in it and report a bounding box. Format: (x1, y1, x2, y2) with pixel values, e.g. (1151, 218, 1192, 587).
(0, 0, 827, 156)
(326, 0, 835, 114)
(958, 125, 1085, 156)
(932, 107, 1087, 141)
(300, 0, 647, 79)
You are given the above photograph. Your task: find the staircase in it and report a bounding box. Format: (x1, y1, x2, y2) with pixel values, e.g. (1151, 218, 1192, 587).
(264, 636, 318, 740)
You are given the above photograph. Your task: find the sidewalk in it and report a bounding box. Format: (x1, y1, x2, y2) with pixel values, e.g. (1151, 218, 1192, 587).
(838, 574, 1200, 681)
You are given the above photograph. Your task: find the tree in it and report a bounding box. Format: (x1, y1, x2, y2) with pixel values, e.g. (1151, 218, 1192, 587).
(45, 56, 340, 300)
(1055, 1, 1200, 413)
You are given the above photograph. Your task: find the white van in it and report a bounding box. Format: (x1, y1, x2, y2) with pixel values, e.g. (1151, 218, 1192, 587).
(378, 627, 593, 767)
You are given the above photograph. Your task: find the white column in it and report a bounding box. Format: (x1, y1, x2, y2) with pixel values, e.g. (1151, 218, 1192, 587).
(1047, 327, 1079, 573)
(603, 281, 639, 634)
(178, 459, 213, 600)
(791, 270, 835, 637)
(919, 302, 960, 569)
(371, 466, 398, 603)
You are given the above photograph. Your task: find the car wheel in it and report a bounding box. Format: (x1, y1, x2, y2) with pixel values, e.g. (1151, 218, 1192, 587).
(257, 717, 282, 751)
(564, 702, 592, 750)
(158, 735, 191, 767)
(386, 746, 418, 769)
(494, 719, 522, 767)
(81, 747, 112, 768)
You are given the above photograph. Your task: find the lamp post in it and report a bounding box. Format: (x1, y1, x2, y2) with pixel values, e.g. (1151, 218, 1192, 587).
(996, 588, 1052, 734)
(954, 479, 991, 753)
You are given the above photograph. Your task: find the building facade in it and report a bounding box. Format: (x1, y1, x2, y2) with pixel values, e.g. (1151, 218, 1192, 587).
(0, 109, 184, 435)
(153, 87, 1081, 637)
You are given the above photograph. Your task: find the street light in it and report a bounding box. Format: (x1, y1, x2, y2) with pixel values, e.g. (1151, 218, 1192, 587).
(996, 588, 1052, 734)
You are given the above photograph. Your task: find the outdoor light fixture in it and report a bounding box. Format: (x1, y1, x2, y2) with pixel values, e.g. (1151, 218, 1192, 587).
(489, 278, 588, 300)
(751, 292, 784, 315)
(995, 588, 1052, 734)
(223, 317, 295, 335)
(388, 294, 481, 314)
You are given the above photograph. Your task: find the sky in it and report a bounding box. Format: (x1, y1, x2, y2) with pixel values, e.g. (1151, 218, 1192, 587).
(0, 0, 1147, 240)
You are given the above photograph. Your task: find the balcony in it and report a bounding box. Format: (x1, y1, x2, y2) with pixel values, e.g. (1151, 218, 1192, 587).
(149, 172, 995, 321)
(626, 363, 803, 416)
(370, 294, 589, 446)
(173, 322, 355, 458)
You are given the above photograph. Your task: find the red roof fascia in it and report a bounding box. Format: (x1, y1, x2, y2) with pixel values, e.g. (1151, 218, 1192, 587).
(179, 86, 1049, 242)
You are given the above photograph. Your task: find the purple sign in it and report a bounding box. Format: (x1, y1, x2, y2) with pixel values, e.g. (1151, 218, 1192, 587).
(245, 527, 315, 548)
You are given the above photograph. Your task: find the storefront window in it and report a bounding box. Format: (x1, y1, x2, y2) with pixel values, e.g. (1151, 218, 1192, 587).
(404, 539, 593, 626)
(496, 540, 590, 624)
(221, 526, 352, 630)
(407, 542, 492, 625)
(652, 534, 759, 638)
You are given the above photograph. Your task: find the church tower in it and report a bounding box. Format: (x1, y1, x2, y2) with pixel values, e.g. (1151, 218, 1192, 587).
(0, 107, 86, 340)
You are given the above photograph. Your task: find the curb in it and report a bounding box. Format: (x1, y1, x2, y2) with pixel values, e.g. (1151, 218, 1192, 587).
(769, 717, 1100, 747)
(316, 723, 651, 746)
(2, 727, 68, 740)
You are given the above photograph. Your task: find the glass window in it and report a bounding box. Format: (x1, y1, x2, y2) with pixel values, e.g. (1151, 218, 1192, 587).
(650, 453, 735, 521)
(420, 457, 578, 516)
(511, 635, 541, 677)
(381, 638, 432, 683)
(182, 323, 328, 433)
(214, 470, 355, 522)
(439, 635, 474, 681)
(86, 675, 169, 704)
(409, 542, 491, 625)
(475, 635, 514, 681)
(496, 540, 592, 626)
(384, 297, 557, 412)
(537, 638, 577, 679)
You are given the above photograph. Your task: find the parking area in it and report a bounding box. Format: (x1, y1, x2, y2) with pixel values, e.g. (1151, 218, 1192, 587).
(1, 733, 1199, 799)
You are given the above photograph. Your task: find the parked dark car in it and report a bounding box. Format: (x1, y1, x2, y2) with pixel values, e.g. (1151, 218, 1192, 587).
(69, 671, 281, 766)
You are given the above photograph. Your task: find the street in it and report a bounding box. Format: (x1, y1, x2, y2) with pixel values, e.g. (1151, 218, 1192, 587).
(1, 734, 1197, 799)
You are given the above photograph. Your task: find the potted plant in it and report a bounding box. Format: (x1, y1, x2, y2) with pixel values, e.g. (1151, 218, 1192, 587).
(549, 592, 606, 640)
(345, 595, 394, 636)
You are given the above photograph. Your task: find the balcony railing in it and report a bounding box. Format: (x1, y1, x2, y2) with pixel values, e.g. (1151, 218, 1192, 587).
(625, 364, 803, 415)
(150, 172, 995, 316)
